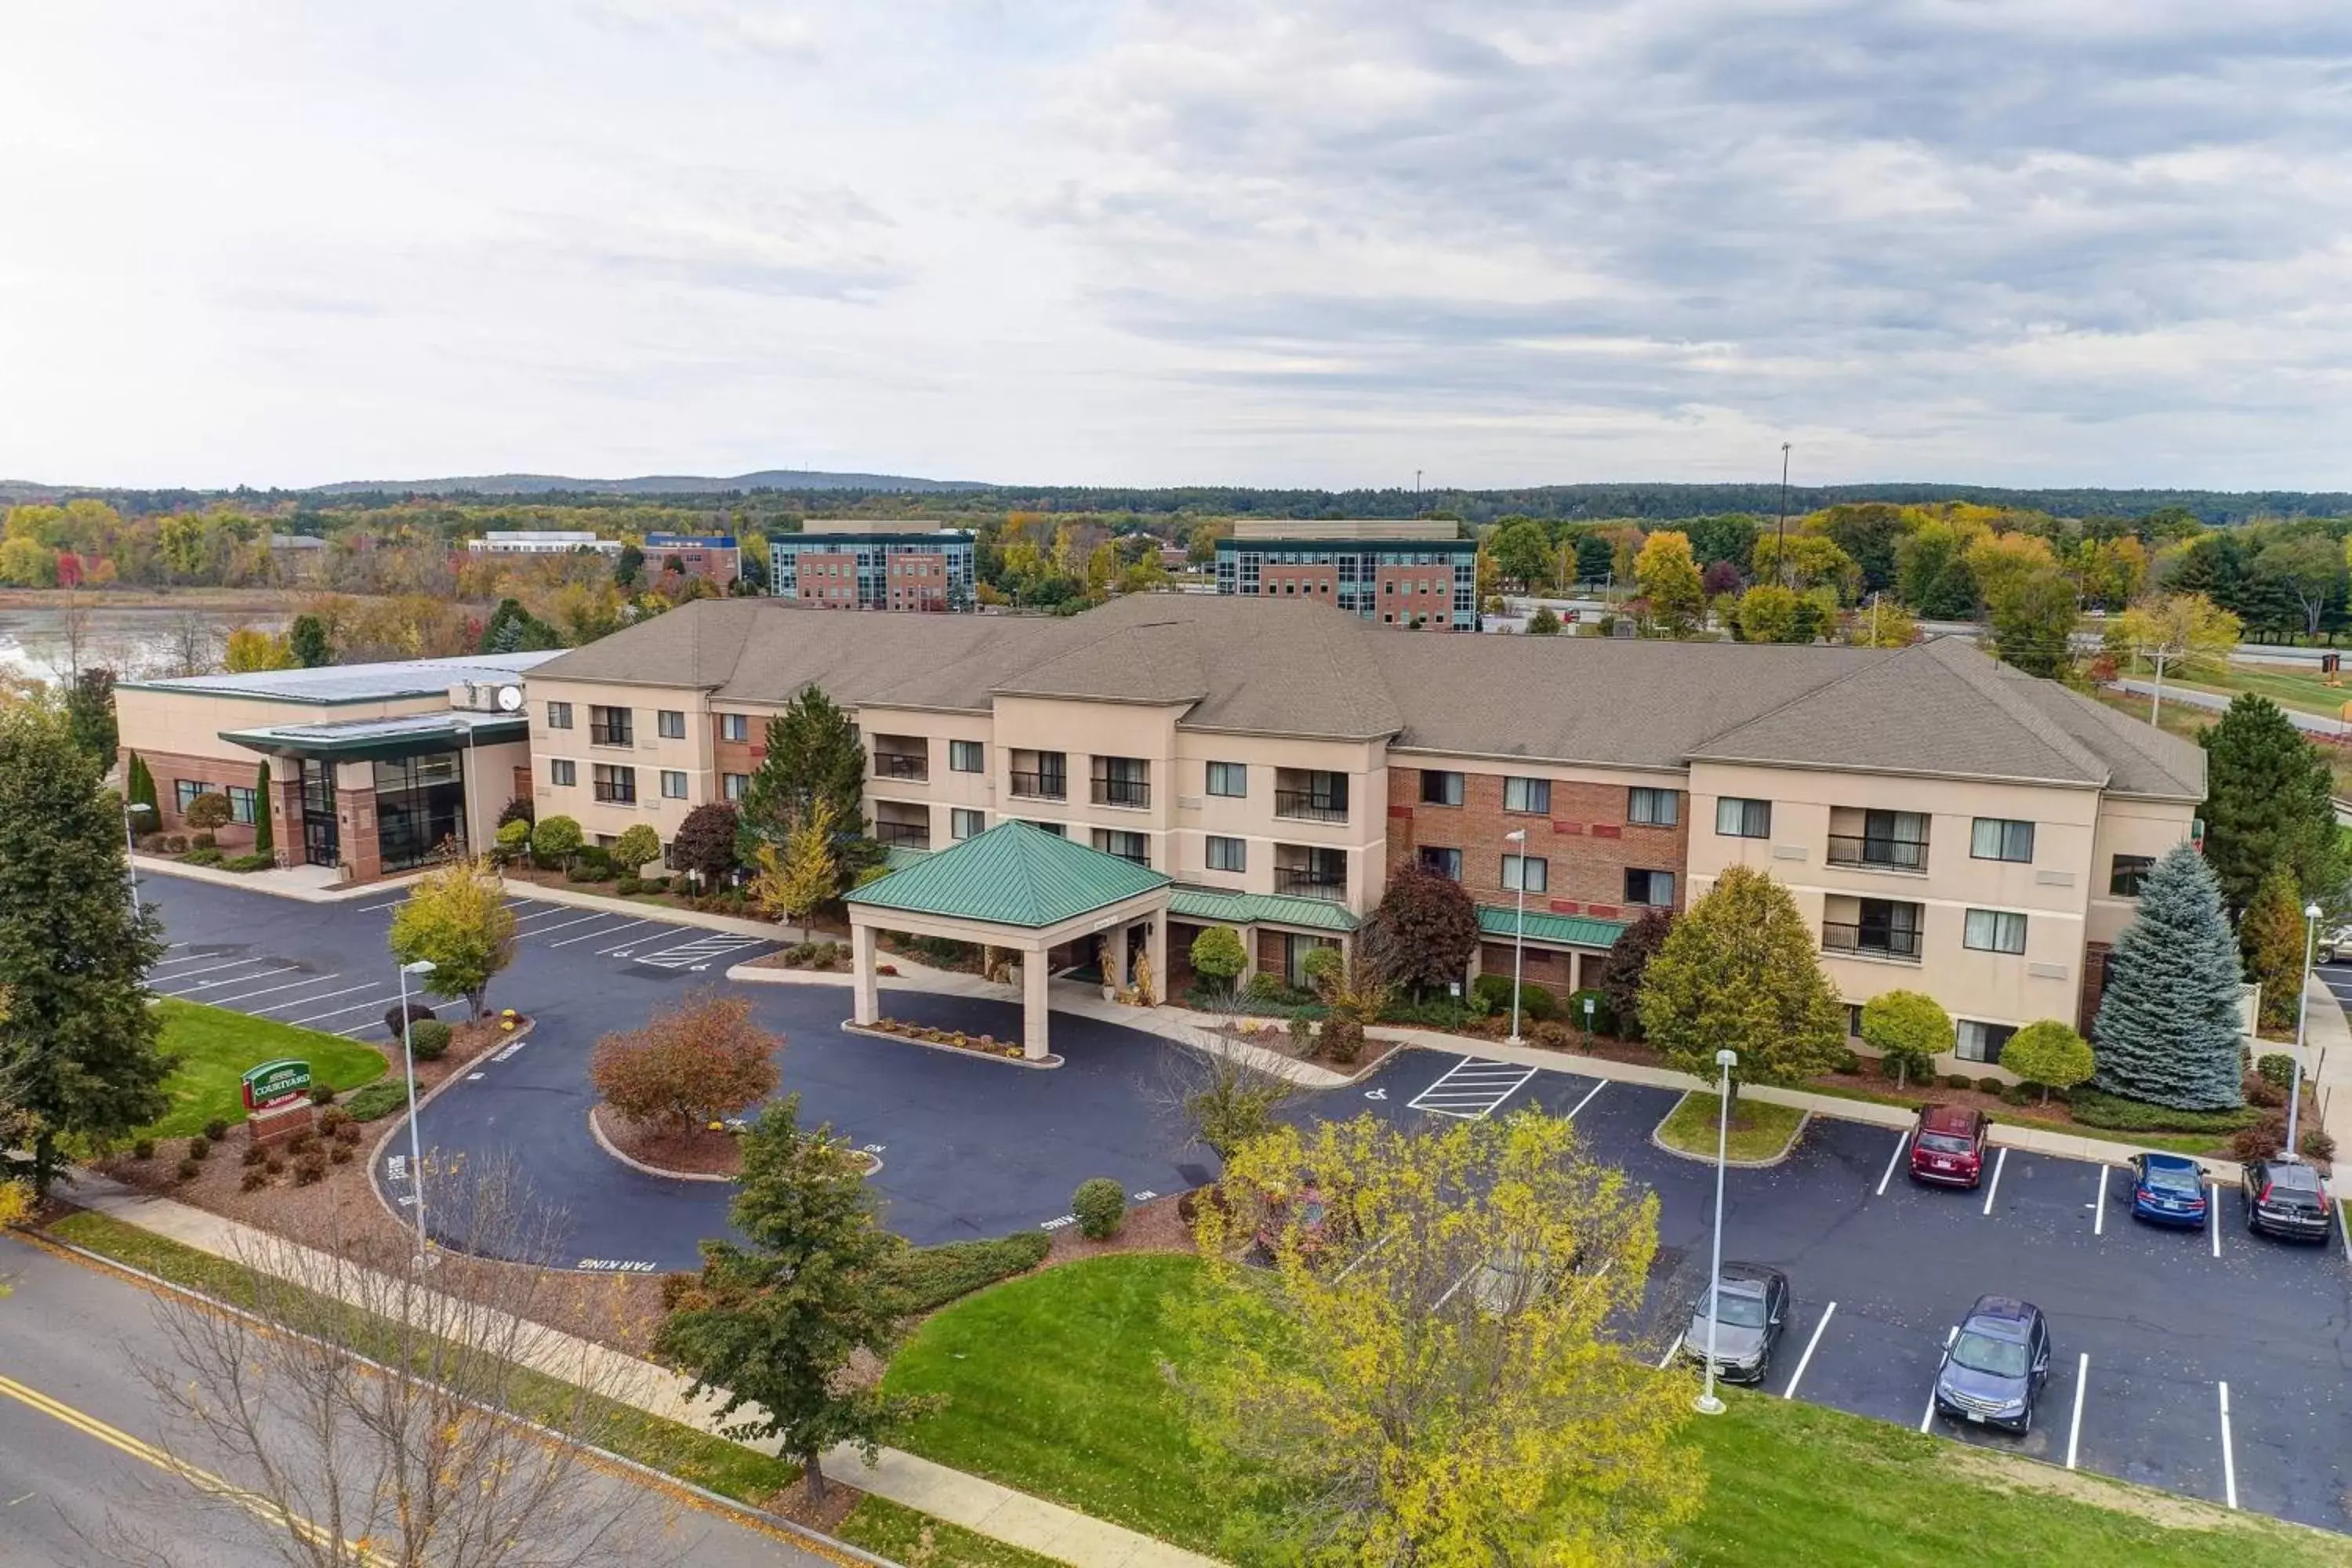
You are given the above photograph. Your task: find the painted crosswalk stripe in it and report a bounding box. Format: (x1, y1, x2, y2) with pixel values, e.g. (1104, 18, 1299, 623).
(633, 933, 768, 969)
(1407, 1058, 1540, 1120)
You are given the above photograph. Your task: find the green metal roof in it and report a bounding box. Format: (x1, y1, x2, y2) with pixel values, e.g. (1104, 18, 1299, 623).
(1477, 905, 1629, 949)
(220, 712, 528, 762)
(845, 819, 1171, 930)
(1167, 884, 1359, 934)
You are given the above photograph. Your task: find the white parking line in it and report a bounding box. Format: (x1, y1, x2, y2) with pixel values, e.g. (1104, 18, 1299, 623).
(161, 965, 299, 998)
(2218, 1382, 2238, 1509)
(1980, 1147, 2008, 1216)
(2210, 1188, 2222, 1259)
(358, 897, 409, 913)
(150, 951, 221, 971)
(1407, 1058, 1541, 1120)
(251, 981, 380, 1015)
(516, 911, 614, 940)
(1919, 1326, 1957, 1432)
(1656, 1338, 1682, 1371)
(2092, 1164, 2107, 1236)
(2066, 1352, 2088, 1469)
(1877, 1131, 1910, 1196)
(285, 993, 405, 1027)
(547, 918, 652, 949)
(1563, 1080, 1606, 1120)
(203, 973, 342, 1006)
(2336, 1185, 2350, 1258)
(1782, 1301, 1836, 1400)
(147, 956, 273, 982)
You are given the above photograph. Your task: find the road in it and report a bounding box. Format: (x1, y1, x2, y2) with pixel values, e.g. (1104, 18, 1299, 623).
(0, 1229, 839, 1567)
(2111, 678, 2350, 737)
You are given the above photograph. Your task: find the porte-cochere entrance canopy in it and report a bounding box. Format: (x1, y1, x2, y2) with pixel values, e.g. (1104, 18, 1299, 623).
(843, 820, 1173, 1060)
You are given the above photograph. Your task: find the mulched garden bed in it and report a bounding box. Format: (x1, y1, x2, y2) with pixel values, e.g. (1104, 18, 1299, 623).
(593, 1107, 742, 1178)
(1210, 1019, 1400, 1076)
(1046, 1191, 1193, 1263)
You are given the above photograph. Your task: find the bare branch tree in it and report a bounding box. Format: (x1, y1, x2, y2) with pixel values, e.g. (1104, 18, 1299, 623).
(1146, 996, 1305, 1165)
(117, 1159, 684, 1568)
(43, 592, 93, 684)
(165, 612, 220, 678)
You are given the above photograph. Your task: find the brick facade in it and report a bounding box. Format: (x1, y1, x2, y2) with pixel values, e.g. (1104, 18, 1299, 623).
(123, 746, 268, 851)
(1384, 766, 1690, 920)
(1477, 939, 1578, 1004)
(884, 551, 950, 611)
(1258, 563, 1341, 601)
(795, 551, 861, 607)
(1374, 565, 1456, 627)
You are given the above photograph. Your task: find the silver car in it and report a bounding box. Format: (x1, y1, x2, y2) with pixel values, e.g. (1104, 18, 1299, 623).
(1681, 1263, 1791, 1385)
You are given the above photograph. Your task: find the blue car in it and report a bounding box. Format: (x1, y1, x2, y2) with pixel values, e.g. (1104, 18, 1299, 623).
(2128, 1152, 2209, 1227)
(1933, 1295, 2051, 1434)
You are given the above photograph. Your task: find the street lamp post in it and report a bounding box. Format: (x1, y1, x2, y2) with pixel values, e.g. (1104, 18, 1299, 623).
(397, 958, 438, 1267)
(122, 800, 153, 920)
(1504, 828, 1529, 1046)
(1697, 1046, 1738, 1416)
(2288, 902, 2323, 1159)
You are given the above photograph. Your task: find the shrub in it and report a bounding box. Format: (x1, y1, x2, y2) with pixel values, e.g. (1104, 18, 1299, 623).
(309, 1083, 336, 1105)
(180, 847, 225, 866)
(1189, 925, 1247, 990)
(241, 1144, 266, 1167)
(1377, 996, 1469, 1030)
(1998, 1083, 2033, 1106)
(2069, 1089, 2261, 1134)
(1470, 973, 1559, 1023)
(293, 1153, 327, 1186)
(161, 834, 189, 854)
(1072, 1178, 1127, 1240)
(531, 814, 584, 866)
(191, 830, 218, 851)
(406, 1019, 454, 1061)
(1244, 971, 1311, 1007)
(887, 1232, 1052, 1313)
(641, 875, 671, 893)
(183, 792, 234, 832)
(383, 999, 437, 1040)
(344, 1081, 409, 1123)
(285, 1131, 318, 1156)
(1974, 1076, 2005, 1094)
(328, 1143, 353, 1164)
(263, 1155, 286, 1177)
(1564, 989, 1616, 1035)
(2229, 1112, 2288, 1164)
(318, 1104, 349, 1131)
(335, 1121, 361, 1145)
(1530, 1018, 1575, 1049)
(187, 1136, 211, 1160)
(1319, 1016, 1367, 1065)
(616, 877, 644, 896)
(2245, 1075, 2286, 1109)
(2256, 1053, 2297, 1090)
(240, 1167, 269, 1192)
(136, 831, 169, 852)
(1943, 1074, 1972, 1091)
(225, 851, 276, 872)
(568, 847, 615, 883)
(497, 795, 535, 830)
(495, 818, 532, 861)
(131, 1138, 154, 1160)
(612, 822, 662, 875)
(174, 1158, 200, 1181)
(591, 992, 781, 1134)
(1287, 1013, 1316, 1053)
(2299, 1127, 2336, 1162)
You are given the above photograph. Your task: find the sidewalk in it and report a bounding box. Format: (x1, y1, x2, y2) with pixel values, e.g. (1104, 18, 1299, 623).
(2300, 971, 2352, 1161)
(135, 855, 432, 903)
(58, 1174, 1219, 1568)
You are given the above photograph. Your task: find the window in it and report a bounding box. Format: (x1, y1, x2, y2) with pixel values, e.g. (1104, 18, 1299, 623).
(1092, 828, 1149, 866)
(1846, 1003, 1866, 1039)
(1970, 818, 2034, 863)
(1628, 787, 1679, 826)
(1207, 761, 1247, 797)
(1421, 770, 1465, 806)
(722, 772, 748, 800)
(657, 710, 686, 740)
(1963, 909, 2028, 954)
(1502, 853, 1548, 893)
(1022, 820, 1067, 837)
(1503, 776, 1552, 815)
(660, 770, 687, 799)
(1207, 834, 1247, 872)
(1418, 845, 1463, 880)
(550, 759, 576, 787)
(593, 764, 637, 804)
(589, 705, 633, 746)
(719, 713, 748, 742)
(1955, 1020, 2016, 1065)
(546, 701, 572, 730)
(224, 785, 259, 825)
(950, 808, 985, 841)
(1091, 756, 1150, 808)
(1716, 797, 1771, 838)
(1624, 868, 1676, 906)
(2110, 854, 2156, 896)
(174, 779, 205, 813)
(949, 739, 984, 774)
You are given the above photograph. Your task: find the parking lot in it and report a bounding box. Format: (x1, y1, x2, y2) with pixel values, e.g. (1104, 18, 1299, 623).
(141, 873, 2352, 1537)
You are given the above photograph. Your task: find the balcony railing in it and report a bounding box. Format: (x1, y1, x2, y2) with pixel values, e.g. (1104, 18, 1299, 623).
(875, 821, 931, 849)
(1009, 770, 1066, 800)
(874, 752, 929, 782)
(1825, 833, 1929, 873)
(593, 782, 637, 805)
(1821, 920, 1922, 963)
(1274, 789, 1348, 823)
(589, 723, 633, 748)
(1275, 868, 1348, 902)
(1091, 777, 1150, 808)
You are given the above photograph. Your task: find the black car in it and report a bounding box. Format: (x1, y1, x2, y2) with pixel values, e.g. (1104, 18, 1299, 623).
(2243, 1159, 2334, 1243)
(1933, 1295, 2050, 1434)
(1679, 1263, 1791, 1385)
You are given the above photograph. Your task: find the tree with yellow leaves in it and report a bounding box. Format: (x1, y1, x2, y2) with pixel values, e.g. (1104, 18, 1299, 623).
(222, 626, 297, 673)
(2109, 592, 2240, 724)
(1181, 1110, 1703, 1568)
(1632, 530, 1706, 637)
(750, 798, 840, 943)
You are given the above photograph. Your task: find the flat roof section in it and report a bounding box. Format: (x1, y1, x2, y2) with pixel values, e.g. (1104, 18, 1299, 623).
(124, 652, 561, 706)
(220, 711, 528, 761)
(793, 519, 975, 539)
(1229, 518, 1462, 542)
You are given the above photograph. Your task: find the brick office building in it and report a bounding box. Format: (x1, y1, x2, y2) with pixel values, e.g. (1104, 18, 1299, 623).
(769, 520, 975, 611)
(644, 532, 740, 588)
(1215, 517, 1477, 629)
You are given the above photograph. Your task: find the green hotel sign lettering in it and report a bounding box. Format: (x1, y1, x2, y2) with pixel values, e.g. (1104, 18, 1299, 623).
(241, 1058, 312, 1111)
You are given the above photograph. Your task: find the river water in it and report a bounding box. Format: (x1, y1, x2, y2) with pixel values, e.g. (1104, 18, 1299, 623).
(0, 606, 289, 685)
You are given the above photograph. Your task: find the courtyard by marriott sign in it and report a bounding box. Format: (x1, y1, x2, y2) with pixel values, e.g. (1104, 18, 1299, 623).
(241, 1058, 312, 1112)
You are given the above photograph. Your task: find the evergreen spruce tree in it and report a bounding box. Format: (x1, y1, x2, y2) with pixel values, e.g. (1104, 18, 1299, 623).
(286, 612, 332, 668)
(252, 760, 275, 858)
(739, 685, 875, 880)
(2201, 694, 2344, 911)
(125, 750, 158, 820)
(2092, 844, 2245, 1110)
(0, 706, 172, 1189)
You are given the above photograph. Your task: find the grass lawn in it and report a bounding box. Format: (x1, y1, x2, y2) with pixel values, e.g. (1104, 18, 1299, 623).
(837, 1497, 1068, 1568)
(2087, 684, 2352, 799)
(1798, 1082, 2230, 1160)
(883, 1254, 2343, 1567)
(2160, 660, 2352, 721)
(1655, 1091, 1807, 1161)
(145, 999, 388, 1137)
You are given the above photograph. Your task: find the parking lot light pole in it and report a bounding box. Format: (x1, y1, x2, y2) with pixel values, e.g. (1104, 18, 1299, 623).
(398, 958, 438, 1268)
(1697, 1047, 1738, 1416)
(2288, 902, 2322, 1160)
(1504, 828, 1529, 1046)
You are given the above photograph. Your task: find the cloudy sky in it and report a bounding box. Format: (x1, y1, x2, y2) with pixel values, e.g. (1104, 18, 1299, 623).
(4, 2, 2349, 491)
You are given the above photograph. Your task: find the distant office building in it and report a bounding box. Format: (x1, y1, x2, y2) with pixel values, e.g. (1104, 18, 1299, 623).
(466, 530, 622, 557)
(269, 533, 328, 583)
(1214, 518, 1475, 629)
(770, 519, 975, 611)
(644, 533, 740, 587)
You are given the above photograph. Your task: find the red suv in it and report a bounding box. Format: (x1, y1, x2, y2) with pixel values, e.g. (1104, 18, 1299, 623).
(1910, 1105, 1990, 1188)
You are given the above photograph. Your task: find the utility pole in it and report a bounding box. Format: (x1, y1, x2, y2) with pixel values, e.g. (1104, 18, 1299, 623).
(1414, 469, 1422, 495)
(1776, 442, 1792, 588)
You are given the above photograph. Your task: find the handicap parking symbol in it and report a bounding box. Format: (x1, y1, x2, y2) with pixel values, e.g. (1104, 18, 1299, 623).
(1364, 1087, 1387, 1100)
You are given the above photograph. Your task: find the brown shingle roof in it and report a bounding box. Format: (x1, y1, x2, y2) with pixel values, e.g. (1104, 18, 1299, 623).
(528, 596, 2203, 797)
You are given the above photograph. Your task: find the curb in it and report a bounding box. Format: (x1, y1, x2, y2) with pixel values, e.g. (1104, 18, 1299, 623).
(840, 1020, 1061, 1069)
(1646, 1094, 1812, 1169)
(133, 856, 433, 904)
(586, 1106, 735, 1185)
(365, 1014, 542, 1236)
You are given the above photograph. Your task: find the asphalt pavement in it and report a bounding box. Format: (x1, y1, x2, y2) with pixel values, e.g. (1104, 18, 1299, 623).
(0, 1229, 840, 1568)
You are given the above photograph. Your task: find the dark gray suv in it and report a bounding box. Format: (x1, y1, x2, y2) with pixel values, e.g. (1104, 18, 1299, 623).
(1933, 1295, 2050, 1434)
